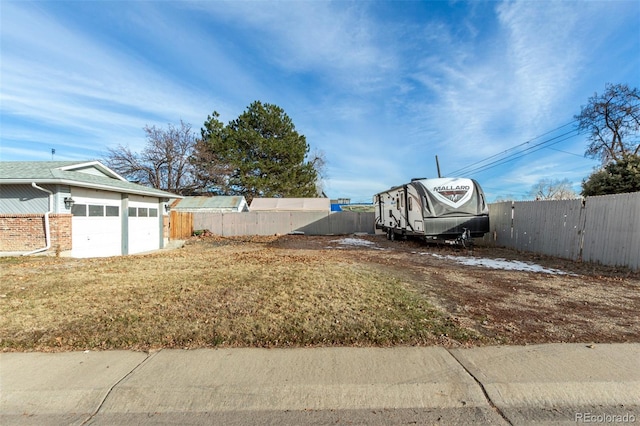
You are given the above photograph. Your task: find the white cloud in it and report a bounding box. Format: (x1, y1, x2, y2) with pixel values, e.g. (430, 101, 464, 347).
(0, 3, 218, 154)
(496, 1, 586, 127)
(189, 1, 396, 91)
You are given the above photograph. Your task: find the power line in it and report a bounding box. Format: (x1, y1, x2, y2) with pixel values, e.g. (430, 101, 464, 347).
(544, 147, 585, 158)
(450, 127, 585, 177)
(447, 120, 577, 176)
(447, 99, 640, 195)
(467, 130, 584, 176)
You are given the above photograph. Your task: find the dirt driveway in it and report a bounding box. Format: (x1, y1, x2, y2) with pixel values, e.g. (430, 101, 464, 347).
(267, 234, 640, 345)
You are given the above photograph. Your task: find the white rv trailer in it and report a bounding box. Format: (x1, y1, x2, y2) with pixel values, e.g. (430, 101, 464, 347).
(374, 177, 489, 244)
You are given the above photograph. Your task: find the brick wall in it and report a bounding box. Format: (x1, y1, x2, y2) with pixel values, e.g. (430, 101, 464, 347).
(0, 214, 72, 253)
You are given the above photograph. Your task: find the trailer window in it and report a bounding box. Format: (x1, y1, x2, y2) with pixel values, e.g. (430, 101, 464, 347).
(408, 197, 412, 211)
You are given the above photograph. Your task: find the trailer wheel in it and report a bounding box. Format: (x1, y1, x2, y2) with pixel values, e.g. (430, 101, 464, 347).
(390, 230, 395, 241)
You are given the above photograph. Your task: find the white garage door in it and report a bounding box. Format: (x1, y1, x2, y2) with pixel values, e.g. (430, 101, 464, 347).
(71, 189, 122, 258)
(128, 196, 160, 255)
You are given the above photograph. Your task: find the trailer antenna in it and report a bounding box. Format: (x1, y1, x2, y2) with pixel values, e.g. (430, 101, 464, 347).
(435, 155, 442, 178)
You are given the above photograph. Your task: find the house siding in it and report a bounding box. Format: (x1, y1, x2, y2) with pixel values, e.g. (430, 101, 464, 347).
(0, 214, 72, 252)
(0, 184, 51, 214)
(0, 184, 72, 215)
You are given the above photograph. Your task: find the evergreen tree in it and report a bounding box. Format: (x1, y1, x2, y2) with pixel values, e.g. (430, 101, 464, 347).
(581, 154, 640, 196)
(195, 101, 320, 202)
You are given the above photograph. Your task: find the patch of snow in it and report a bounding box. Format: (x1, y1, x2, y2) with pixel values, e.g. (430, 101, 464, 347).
(330, 238, 376, 247)
(428, 253, 569, 275)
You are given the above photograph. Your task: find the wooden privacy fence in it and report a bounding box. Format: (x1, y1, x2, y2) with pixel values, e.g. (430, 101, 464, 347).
(486, 191, 640, 271)
(170, 211, 193, 239)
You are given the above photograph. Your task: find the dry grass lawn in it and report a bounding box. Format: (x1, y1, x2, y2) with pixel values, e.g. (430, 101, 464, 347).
(0, 237, 479, 352)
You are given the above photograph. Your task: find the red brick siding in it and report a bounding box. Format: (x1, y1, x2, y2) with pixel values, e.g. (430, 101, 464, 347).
(50, 215, 72, 252)
(0, 214, 72, 253)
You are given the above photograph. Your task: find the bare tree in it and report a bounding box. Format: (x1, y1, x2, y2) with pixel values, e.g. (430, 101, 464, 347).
(105, 120, 197, 195)
(190, 139, 235, 196)
(494, 195, 518, 202)
(576, 83, 640, 164)
(308, 148, 328, 196)
(528, 178, 578, 200)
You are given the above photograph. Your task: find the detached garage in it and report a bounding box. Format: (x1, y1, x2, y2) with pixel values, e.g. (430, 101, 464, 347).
(0, 161, 180, 258)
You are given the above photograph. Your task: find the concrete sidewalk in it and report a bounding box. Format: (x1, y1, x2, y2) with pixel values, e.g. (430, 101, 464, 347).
(1, 343, 638, 425)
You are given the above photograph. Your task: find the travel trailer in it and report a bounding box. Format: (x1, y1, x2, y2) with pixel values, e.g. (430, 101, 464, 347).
(374, 177, 489, 246)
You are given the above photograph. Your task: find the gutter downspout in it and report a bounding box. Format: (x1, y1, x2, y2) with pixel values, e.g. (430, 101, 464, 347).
(23, 183, 53, 256)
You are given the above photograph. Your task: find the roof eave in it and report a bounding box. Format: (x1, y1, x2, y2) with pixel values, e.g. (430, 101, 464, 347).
(0, 178, 183, 199)
(57, 161, 128, 181)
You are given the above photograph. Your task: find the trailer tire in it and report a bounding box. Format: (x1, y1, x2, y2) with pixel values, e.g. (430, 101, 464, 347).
(390, 230, 395, 241)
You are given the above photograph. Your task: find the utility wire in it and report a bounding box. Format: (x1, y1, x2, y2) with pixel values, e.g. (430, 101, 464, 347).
(447, 120, 578, 176)
(451, 107, 639, 178)
(544, 147, 585, 157)
(449, 127, 582, 176)
(460, 129, 586, 177)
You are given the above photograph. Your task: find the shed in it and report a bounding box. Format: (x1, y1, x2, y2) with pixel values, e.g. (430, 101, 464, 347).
(249, 198, 331, 212)
(0, 161, 181, 258)
(171, 196, 248, 213)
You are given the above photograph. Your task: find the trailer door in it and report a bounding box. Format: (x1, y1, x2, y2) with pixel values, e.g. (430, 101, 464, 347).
(408, 193, 423, 232)
(397, 190, 405, 229)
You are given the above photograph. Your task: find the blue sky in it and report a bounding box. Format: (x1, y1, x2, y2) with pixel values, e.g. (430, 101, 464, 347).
(1, 1, 639, 202)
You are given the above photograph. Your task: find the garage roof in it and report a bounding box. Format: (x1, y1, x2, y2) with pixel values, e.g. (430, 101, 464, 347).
(172, 196, 246, 210)
(0, 161, 181, 199)
(249, 197, 330, 211)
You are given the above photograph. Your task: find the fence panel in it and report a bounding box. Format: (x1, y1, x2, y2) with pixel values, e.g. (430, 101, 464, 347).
(552, 200, 586, 260)
(331, 211, 372, 234)
(512, 201, 538, 253)
(291, 212, 331, 234)
(487, 202, 513, 246)
(512, 199, 584, 260)
(582, 192, 640, 270)
(192, 211, 374, 236)
(169, 211, 193, 239)
(228, 213, 260, 236)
